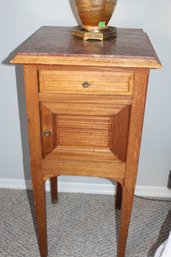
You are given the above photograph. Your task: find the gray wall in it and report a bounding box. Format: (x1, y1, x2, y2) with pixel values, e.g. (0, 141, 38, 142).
(0, 0, 171, 187)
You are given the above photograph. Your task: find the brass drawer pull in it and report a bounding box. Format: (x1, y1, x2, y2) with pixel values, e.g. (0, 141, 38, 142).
(82, 81, 90, 88)
(43, 130, 52, 137)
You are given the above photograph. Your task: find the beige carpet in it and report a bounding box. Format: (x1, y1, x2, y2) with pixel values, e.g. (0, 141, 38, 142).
(0, 189, 171, 257)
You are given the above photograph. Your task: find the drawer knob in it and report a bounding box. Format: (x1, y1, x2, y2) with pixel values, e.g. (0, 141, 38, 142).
(82, 81, 90, 88)
(43, 130, 52, 137)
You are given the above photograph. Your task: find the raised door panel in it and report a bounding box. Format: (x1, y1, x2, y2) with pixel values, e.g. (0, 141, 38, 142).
(57, 115, 110, 148)
(40, 104, 57, 157)
(112, 105, 131, 162)
(40, 102, 131, 163)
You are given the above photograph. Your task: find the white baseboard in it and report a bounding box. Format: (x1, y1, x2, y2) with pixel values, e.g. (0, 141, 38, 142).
(0, 178, 114, 195)
(135, 185, 171, 198)
(0, 178, 170, 198)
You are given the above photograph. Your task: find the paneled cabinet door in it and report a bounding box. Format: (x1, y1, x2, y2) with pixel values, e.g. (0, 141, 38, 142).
(40, 101, 131, 163)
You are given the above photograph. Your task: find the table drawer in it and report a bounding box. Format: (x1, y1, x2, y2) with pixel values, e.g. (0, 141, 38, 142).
(39, 67, 134, 95)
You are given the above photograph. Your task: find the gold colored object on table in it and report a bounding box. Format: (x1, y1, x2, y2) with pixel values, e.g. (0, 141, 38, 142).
(72, 0, 117, 41)
(72, 26, 117, 41)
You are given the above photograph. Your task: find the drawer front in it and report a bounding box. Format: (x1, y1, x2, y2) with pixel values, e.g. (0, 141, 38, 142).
(39, 68, 134, 95)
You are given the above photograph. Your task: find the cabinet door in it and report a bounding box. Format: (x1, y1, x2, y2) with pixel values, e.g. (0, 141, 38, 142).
(40, 102, 131, 163)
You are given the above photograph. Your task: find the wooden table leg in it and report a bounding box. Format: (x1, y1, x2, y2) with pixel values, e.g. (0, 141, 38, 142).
(116, 69, 150, 257)
(115, 182, 123, 209)
(117, 186, 135, 257)
(50, 176, 58, 204)
(31, 163, 48, 257)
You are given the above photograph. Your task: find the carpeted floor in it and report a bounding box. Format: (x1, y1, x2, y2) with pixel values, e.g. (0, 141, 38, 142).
(0, 189, 171, 257)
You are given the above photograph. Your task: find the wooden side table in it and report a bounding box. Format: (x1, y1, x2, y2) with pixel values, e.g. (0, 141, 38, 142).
(11, 27, 161, 257)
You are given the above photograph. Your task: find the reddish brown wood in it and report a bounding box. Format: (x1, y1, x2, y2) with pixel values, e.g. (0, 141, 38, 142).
(117, 69, 150, 257)
(11, 27, 161, 68)
(38, 93, 132, 105)
(39, 66, 134, 95)
(11, 27, 161, 257)
(23, 65, 48, 257)
(42, 159, 125, 179)
(112, 105, 131, 162)
(31, 161, 47, 257)
(40, 104, 55, 157)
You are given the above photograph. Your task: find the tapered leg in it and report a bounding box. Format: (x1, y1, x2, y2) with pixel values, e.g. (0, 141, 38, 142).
(31, 163, 48, 257)
(24, 66, 48, 257)
(117, 186, 135, 257)
(115, 182, 123, 209)
(50, 176, 58, 204)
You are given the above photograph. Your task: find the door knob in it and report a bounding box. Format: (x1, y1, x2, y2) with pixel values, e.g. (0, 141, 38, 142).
(43, 130, 52, 137)
(82, 81, 90, 88)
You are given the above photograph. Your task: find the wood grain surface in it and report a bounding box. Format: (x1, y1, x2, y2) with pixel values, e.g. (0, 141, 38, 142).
(11, 27, 161, 257)
(11, 27, 161, 68)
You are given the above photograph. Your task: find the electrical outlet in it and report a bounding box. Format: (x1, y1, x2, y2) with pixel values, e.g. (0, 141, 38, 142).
(167, 170, 171, 189)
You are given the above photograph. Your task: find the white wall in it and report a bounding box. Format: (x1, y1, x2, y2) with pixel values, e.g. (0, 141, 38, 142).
(0, 0, 171, 187)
